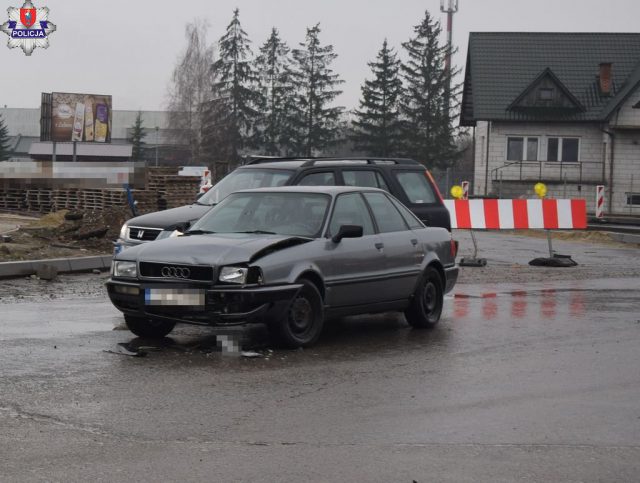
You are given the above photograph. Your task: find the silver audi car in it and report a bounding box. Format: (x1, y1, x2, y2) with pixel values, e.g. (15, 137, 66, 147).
(107, 186, 458, 348)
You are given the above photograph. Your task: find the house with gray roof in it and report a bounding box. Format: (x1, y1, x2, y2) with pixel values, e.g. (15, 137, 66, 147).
(460, 32, 640, 215)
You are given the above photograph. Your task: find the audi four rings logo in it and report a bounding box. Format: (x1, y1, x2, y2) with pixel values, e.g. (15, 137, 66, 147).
(161, 266, 191, 278)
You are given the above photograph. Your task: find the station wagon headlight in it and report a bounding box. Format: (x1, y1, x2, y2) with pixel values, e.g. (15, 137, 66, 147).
(219, 266, 248, 284)
(119, 223, 128, 240)
(113, 261, 137, 278)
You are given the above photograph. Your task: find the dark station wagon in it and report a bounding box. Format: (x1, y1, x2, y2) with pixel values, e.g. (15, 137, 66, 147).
(115, 157, 451, 252)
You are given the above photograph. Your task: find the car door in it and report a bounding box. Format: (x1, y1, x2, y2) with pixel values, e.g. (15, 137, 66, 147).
(318, 192, 387, 308)
(362, 191, 422, 301)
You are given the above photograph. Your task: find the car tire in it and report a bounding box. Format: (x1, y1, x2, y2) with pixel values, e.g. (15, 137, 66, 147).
(405, 267, 444, 329)
(124, 315, 176, 338)
(270, 279, 324, 349)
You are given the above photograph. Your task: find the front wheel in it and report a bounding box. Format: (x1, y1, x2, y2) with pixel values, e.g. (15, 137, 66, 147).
(405, 267, 444, 329)
(124, 315, 176, 338)
(269, 280, 324, 349)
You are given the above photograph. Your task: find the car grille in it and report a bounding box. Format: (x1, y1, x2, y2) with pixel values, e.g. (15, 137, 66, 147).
(128, 227, 162, 241)
(139, 262, 214, 282)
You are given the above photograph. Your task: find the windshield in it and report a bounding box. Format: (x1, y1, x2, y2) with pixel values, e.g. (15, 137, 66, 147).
(198, 168, 294, 205)
(190, 192, 331, 238)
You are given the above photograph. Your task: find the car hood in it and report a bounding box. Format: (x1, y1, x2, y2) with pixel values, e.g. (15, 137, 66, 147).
(126, 204, 213, 231)
(116, 233, 312, 266)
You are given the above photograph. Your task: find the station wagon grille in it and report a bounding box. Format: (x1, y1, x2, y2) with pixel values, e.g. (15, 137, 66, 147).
(128, 227, 162, 241)
(139, 262, 214, 282)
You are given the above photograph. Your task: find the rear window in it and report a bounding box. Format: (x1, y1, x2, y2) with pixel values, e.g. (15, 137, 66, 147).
(342, 170, 389, 192)
(298, 171, 336, 186)
(393, 171, 437, 204)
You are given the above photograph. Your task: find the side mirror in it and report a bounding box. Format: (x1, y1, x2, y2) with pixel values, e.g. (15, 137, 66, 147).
(332, 224, 363, 243)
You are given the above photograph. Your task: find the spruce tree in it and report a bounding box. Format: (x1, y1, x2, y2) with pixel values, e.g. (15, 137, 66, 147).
(291, 24, 344, 156)
(252, 28, 298, 155)
(0, 114, 11, 161)
(206, 8, 260, 164)
(351, 39, 403, 157)
(130, 111, 146, 162)
(400, 10, 459, 168)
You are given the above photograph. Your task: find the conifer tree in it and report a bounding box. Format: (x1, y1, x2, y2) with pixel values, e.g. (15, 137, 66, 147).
(400, 10, 459, 168)
(205, 8, 260, 164)
(291, 24, 344, 156)
(252, 28, 298, 155)
(129, 111, 146, 162)
(351, 39, 403, 157)
(0, 114, 11, 161)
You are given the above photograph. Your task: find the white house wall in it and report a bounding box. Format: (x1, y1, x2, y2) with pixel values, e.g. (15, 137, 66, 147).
(474, 122, 605, 194)
(611, 88, 640, 127)
(612, 132, 640, 215)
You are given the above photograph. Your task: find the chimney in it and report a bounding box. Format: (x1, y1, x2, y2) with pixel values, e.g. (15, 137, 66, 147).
(599, 62, 612, 95)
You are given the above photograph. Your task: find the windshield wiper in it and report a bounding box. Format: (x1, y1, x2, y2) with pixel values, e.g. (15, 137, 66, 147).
(194, 201, 214, 206)
(234, 230, 277, 235)
(183, 229, 216, 236)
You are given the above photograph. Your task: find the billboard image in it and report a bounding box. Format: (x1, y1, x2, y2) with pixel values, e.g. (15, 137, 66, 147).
(41, 92, 112, 143)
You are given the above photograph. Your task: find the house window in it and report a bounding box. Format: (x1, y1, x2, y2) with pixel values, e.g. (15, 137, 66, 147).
(627, 193, 640, 206)
(547, 137, 580, 162)
(538, 88, 555, 101)
(507, 136, 539, 161)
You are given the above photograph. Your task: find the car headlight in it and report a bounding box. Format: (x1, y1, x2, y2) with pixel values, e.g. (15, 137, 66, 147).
(113, 261, 137, 278)
(218, 266, 248, 284)
(119, 223, 128, 240)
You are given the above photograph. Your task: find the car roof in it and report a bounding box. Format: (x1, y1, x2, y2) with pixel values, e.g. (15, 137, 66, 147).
(234, 186, 387, 195)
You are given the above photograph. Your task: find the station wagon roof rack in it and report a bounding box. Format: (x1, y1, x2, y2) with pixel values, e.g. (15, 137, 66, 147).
(243, 156, 312, 165)
(243, 156, 421, 167)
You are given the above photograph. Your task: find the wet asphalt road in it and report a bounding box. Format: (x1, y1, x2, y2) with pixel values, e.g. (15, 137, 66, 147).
(1, 274, 639, 482)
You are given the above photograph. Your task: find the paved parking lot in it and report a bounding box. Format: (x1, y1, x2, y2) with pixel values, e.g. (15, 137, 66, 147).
(1, 232, 639, 482)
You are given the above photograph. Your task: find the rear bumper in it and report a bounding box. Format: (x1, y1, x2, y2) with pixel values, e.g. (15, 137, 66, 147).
(444, 265, 458, 294)
(106, 279, 302, 326)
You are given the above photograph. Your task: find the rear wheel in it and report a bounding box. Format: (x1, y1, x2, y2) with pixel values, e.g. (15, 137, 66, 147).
(269, 280, 324, 349)
(405, 267, 444, 329)
(124, 315, 176, 338)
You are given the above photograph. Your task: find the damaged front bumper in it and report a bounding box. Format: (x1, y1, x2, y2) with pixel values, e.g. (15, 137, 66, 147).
(106, 279, 302, 326)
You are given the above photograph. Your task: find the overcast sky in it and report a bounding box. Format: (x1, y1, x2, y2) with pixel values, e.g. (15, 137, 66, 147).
(1, 0, 639, 112)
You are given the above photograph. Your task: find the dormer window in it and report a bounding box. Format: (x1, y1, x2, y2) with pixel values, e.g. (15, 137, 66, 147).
(538, 88, 555, 101)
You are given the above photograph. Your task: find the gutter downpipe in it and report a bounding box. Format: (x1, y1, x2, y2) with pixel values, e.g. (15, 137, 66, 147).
(484, 121, 491, 196)
(472, 125, 476, 195)
(601, 125, 615, 216)
(601, 108, 620, 216)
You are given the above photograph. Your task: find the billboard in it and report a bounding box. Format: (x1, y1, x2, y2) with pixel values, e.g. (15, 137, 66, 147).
(41, 92, 112, 143)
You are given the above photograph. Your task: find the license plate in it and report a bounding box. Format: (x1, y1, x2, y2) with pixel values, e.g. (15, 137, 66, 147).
(144, 288, 205, 306)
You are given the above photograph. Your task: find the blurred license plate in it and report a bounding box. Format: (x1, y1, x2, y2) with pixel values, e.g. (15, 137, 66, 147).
(144, 288, 205, 306)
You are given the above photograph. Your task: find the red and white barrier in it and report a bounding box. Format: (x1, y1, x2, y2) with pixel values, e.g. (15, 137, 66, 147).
(444, 199, 587, 230)
(596, 185, 605, 218)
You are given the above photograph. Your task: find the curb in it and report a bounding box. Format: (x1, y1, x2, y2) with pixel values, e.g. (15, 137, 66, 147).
(0, 254, 112, 279)
(609, 232, 640, 245)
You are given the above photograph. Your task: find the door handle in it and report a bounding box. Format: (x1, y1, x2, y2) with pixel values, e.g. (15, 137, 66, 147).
(410, 238, 418, 246)
(375, 242, 384, 250)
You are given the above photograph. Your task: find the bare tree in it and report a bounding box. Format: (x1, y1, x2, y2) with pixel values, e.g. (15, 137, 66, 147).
(166, 20, 214, 165)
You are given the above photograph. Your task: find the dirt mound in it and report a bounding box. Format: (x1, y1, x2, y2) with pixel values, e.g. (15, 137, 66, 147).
(0, 207, 132, 261)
